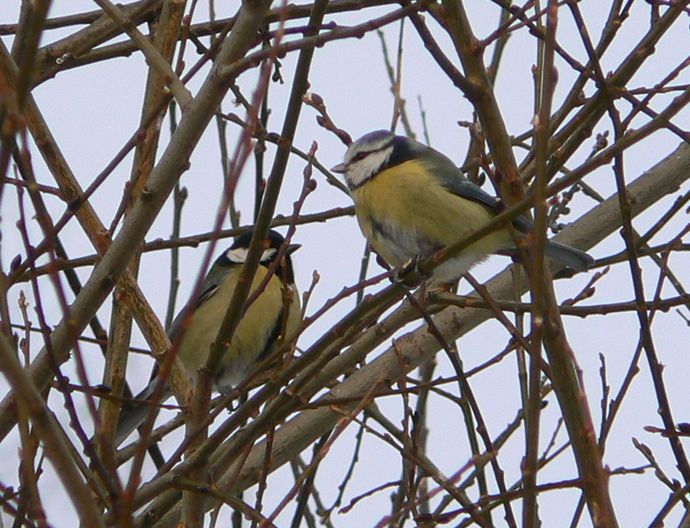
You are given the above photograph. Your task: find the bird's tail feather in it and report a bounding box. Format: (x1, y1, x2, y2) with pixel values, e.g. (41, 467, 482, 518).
(544, 240, 594, 272)
(114, 381, 169, 448)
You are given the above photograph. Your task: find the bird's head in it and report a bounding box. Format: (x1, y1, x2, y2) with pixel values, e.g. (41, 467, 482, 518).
(331, 130, 397, 190)
(224, 229, 300, 283)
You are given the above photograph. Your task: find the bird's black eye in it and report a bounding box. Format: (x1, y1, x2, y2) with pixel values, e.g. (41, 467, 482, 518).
(352, 151, 369, 162)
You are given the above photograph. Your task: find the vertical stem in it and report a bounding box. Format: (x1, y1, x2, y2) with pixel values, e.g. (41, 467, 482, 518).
(523, 3, 557, 525)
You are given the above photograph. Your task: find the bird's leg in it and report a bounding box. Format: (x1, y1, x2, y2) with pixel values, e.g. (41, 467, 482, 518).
(418, 279, 428, 305)
(430, 280, 457, 294)
(216, 383, 243, 412)
(395, 254, 432, 285)
(389, 257, 415, 284)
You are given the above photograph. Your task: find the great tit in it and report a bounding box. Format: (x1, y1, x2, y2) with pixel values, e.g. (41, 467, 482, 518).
(115, 229, 301, 446)
(331, 130, 593, 282)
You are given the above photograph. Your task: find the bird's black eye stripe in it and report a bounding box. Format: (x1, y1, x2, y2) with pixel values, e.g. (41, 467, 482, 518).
(352, 140, 393, 162)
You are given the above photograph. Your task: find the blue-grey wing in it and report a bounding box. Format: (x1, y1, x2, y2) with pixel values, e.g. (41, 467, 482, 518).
(421, 146, 533, 233)
(419, 145, 592, 271)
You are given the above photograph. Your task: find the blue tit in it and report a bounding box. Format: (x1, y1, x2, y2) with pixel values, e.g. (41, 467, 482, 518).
(115, 229, 300, 447)
(331, 130, 593, 282)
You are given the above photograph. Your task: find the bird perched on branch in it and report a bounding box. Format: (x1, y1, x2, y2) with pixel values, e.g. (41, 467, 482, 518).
(331, 130, 593, 282)
(114, 229, 301, 447)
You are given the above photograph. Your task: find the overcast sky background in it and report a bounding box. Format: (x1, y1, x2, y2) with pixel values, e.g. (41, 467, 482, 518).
(0, 1, 689, 526)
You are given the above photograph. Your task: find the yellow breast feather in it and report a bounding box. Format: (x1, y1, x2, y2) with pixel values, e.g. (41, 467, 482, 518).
(178, 266, 297, 384)
(350, 160, 512, 267)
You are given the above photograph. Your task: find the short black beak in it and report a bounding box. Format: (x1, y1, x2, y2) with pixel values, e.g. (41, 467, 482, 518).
(330, 163, 346, 174)
(287, 243, 301, 254)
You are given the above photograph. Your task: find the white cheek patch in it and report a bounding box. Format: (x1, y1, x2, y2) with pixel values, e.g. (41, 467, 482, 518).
(226, 247, 249, 263)
(260, 248, 277, 263)
(226, 246, 278, 264)
(345, 146, 393, 189)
